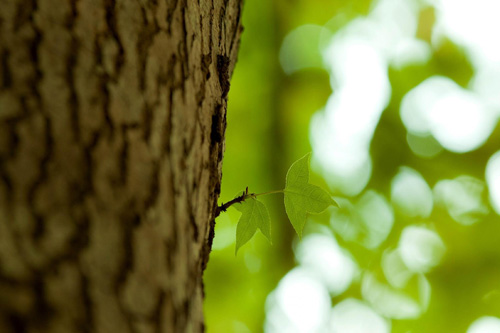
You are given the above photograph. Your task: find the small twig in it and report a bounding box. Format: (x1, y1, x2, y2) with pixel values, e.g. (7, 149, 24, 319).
(215, 187, 285, 218)
(215, 191, 247, 217)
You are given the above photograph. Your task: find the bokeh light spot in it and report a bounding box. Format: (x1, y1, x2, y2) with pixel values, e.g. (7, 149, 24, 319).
(330, 298, 390, 333)
(406, 132, 443, 158)
(356, 190, 394, 249)
(434, 176, 488, 225)
(280, 25, 327, 75)
(331, 191, 393, 249)
(295, 234, 358, 295)
(467, 316, 500, 333)
(382, 248, 414, 289)
(361, 272, 429, 319)
(398, 226, 445, 273)
(391, 167, 433, 218)
(265, 268, 331, 333)
(400, 76, 497, 153)
(486, 151, 500, 215)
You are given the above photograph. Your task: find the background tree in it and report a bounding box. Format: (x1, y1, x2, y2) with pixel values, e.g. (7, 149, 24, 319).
(0, 0, 242, 332)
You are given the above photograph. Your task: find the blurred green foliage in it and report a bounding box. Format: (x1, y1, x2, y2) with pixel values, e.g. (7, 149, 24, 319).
(204, 0, 500, 332)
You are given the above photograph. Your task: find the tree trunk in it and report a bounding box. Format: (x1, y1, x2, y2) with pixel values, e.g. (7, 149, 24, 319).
(0, 0, 242, 332)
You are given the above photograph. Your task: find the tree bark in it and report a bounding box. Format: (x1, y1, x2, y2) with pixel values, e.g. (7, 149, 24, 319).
(0, 0, 242, 332)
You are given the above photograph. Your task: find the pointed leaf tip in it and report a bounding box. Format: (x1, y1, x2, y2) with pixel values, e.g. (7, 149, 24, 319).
(234, 195, 272, 255)
(284, 153, 336, 236)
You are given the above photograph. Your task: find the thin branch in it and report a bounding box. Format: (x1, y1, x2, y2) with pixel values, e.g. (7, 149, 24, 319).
(215, 188, 285, 217)
(215, 191, 246, 217)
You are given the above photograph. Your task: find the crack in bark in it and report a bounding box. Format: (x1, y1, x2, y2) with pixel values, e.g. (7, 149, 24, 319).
(115, 212, 139, 333)
(144, 161, 159, 212)
(179, 1, 190, 99)
(137, 3, 160, 143)
(229, 1, 243, 55)
(153, 291, 165, 333)
(80, 271, 94, 333)
(94, 36, 114, 136)
(31, 271, 53, 330)
(27, 0, 42, 111)
(166, 0, 180, 34)
(27, 115, 53, 242)
(66, 0, 81, 142)
(104, 0, 125, 81)
(118, 126, 130, 187)
(0, 49, 11, 89)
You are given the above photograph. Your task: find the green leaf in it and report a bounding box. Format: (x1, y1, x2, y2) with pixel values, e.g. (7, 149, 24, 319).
(234, 196, 271, 255)
(284, 153, 337, 237)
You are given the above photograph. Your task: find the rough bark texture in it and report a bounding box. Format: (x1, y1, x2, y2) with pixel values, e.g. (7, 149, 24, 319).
(0, 0, 242, 332)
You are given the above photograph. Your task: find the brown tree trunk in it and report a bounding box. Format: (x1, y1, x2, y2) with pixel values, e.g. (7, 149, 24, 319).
(0, 0, 242, 332)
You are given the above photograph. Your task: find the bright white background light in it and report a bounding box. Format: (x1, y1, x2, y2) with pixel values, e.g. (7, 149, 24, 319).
(330, 298, 391, 333)
(400, 77, 497, 153)
(398, 226, 445, 273)
(467, 316, 500, 333)
(391, 167, 433, 218)
(295, 234, 358, 295)
(486, 151, 500, 215)
(266, 268, 331, 333)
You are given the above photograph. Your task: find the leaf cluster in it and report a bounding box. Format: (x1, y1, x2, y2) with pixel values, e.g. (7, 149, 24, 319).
(220, 153, 337, 254)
